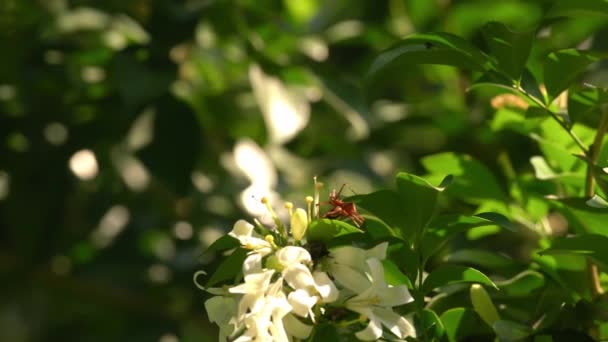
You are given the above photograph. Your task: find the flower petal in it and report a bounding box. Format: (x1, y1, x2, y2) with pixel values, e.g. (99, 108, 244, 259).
(276, 246, 311, 266)
(373, 307, 416, 339)
(229, 220, 254, 239)
(288, 289, 318, 317)
(330, 264, 371, 294)
(283, 314, 313, 339)
(243, 253, 262, 275)
(313, 271, 339, 303)
(355, 314, 383, 341)
(378, 284, 413, 307)
(283, 263, 316, 291)
(366, 242, 388, 260)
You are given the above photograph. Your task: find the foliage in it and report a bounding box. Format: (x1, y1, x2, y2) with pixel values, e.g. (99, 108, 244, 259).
(2, 0, 608, 341)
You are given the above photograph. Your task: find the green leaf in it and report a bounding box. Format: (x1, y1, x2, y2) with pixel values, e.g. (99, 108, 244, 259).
(206, 247, 248, 287)
(440, 308, 492, 342)
(470, 284, 500, 327)
(422, 265, 497, 294)
(311, 323, 340, 341)
(351, 189, 404, 235)
(389, 243, 419, 285)
(202, 234, 239, 256)
(423, 213, 516, 260)
(307, 218, 363, 242)
(539, 234, 608, 271)
(368, 32, 489, 77)
(543, 49, 600, 102)
(382, 259, 413, 288)
(495, 270, 545, 297)
(553, 198, 608, 235)
(445, 249, 515, 269)
(482, 22, 535, 80)
(547, 0, 608, 18)
(493, 320, 533, 341)
(422, 152, 507, 204)
(354, 173, 450, 241)
(567, 85, 608, 127)
(419, 308, 445, 339)
(395, 172, 450, 238)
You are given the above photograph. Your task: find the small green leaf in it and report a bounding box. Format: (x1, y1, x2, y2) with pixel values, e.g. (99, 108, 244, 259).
(206, 248, 248, 287)
(543, 49, 600, 102)
(382, 259, 413, 288)
(482, 21, 535, 80)
(539, 234, 608, 271)
(422, 265, 497, 294)
(493, 320, 533, 341)
(440, 308, 492, 342)
(495, 270, 545, 297)
(307, 219, 363, 242)
(470, 284, 500, 327)
(368, 32, 489, 77)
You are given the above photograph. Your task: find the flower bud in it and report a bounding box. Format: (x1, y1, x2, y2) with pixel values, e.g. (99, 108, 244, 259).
(291, 208, 309, 241)
(470, 284, 500, 327)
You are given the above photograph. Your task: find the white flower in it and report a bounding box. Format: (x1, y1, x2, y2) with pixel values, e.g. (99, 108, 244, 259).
(288, 289, 318, 318)
(276, 246, 338, 303)
(229, 269, 275, 321)
(332, 257, 415, 340)
(229, 220, 272, 256)
(234, 279, 293, 342)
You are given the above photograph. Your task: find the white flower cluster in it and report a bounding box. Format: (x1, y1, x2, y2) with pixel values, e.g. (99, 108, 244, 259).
(201, 199, 416, 341)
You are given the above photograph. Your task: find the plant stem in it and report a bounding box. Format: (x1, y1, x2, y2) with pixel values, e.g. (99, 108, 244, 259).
(517, 86, 588, 154)
(584, 107, 608, 299)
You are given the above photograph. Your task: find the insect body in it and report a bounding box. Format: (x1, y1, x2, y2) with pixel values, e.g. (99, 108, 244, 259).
(320, 184, 365, 227)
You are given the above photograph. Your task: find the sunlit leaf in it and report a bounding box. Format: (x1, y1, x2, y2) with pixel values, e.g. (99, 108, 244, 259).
(382, 259, 413, 288)
(543, 49, 600, 102)
(553, 198, 608, 236)
(307, 218, 363, 242)
(422, 152, 507, 204)
(539, 234, 608, 271)
(440, 308, 492, 342)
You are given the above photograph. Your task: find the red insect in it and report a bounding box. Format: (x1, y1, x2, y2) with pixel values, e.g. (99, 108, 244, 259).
(320, 184, 365, 227)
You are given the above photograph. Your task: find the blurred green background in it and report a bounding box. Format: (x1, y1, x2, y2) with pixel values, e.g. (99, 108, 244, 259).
(2, 0, 608, 341)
